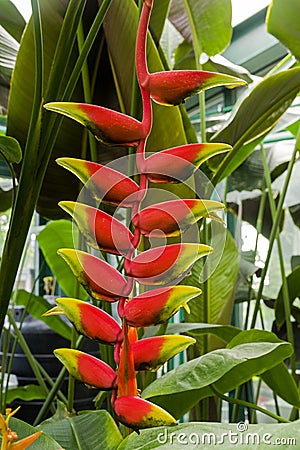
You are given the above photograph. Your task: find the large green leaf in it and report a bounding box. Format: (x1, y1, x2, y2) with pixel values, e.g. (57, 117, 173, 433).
(210, 67, 300, 185)
(169, 0, 232, 57)
(167, 322, 241, 343)
(7, 0, 86, 220)
(37, 220, 88, 300)
(0, 0, 26, 42)
(39, 409, 122, 450)
(183, 227, 239, 351)
(142, 341, 292, 418)
(227, 330, 300, 408)
(143, 322, 241, 342)
(267, 0, 300, 61)
(118, 420, 300, 450)
(14, 289, 72, 340)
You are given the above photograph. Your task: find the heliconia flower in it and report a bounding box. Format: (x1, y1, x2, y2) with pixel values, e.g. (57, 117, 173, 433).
(57, 157, 139, 207)
(132, 199, 224, 237)
(57, 248, 127, 301)
(128, 326, 138, 344)
(132, 335, 196, 371)
(59, 201, 134, 255)
(141, 70, 246, 106)
(0, 407, 42, 449)
(54, 348, 117, 390)
(123, 285, 201, 327)
(11, 432, 43, 449)
(44, 102, 147, 146)
(139, 142, 231, 183)
(124, 243, 212, 285)
(44, 298, 122, 344)
(117, 339, 138, 398)
(114, 396, 176, 431)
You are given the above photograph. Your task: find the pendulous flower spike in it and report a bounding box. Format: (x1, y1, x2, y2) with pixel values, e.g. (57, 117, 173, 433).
(124, 243, 212, 285)
(114, 396, 176, 431)
(132, 335, 196, 371)
(54, 348, 117, 390)
(44, 102, 147, 146)
(132, 199, 225, 237)
(57, 157, 139, 207)
(139, 142, 232, 183)
(45, 298, 122, 345)
(57, 248, 128, 301)
(142, 70, 246, 106)
(59, 201, 134, 255)
(123, 285, 201, 327)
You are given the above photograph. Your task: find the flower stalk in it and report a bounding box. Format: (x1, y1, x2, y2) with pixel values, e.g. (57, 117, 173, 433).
(44, 0, 243, 432)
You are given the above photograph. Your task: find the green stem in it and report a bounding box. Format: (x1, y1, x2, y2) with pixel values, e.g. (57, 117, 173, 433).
(260, 143, 296, 376)
(0, 328, 10, 413)
(33, 365, 67, 426)
(67, 327, 78, 413)
(211, 384, 290, 423)
(243, 188, 266, 330)
(7, 311, 52, 409)
(250, 138, 299, 328)
(251, 377, 262, 423)
(231, 385, 243, 422)
(34, 336, 85, 425)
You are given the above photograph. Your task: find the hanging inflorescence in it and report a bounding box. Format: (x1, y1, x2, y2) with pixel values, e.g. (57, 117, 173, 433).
(44, 0, 244, 432)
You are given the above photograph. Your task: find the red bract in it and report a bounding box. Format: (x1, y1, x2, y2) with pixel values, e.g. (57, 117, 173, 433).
(54, 349, 117, 390)
(123, 285, 201, 327)
(114, 396, 176, 431)
(132, 335, 196, 371)
(57, 249, 128, 301)
(59, 201, 134, 255)
(139, 142, 231, 183)
(57, 158, 139, 207)
(44, 102, 147, 146)
(124, 243, 212, 285)
(142, 70, 246, 106)
(132, 199, 224, 237)
(44, 298, 122, 344)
